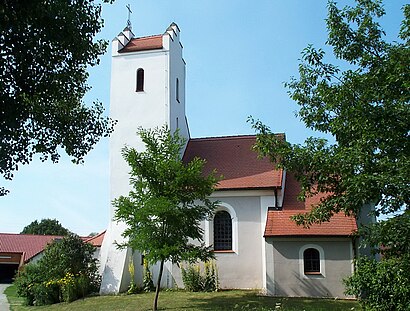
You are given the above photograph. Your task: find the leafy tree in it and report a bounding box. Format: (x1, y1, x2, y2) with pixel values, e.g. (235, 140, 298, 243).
(21, 218, 70, 236)
(114, 126, 219, 311)
(250, 1, 409, 309)
(15, 233, 100, 305)
(344, 212, 410, 310)
(250, 0, 409, 224)
(0, 0, 115, 196)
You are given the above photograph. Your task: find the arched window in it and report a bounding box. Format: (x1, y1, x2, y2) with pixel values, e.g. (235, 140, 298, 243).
(136, 68, 144, 92)
(214, 211, 232, 251)
(303, 248, 320, 274)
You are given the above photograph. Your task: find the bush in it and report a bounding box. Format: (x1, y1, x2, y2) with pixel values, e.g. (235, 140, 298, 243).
(32, 283, 60, 306)
(181, 260, 218, 292)
(14, 264, 43, 306)
(127, 257, 142, 295)
(142, 258, 155, 292)
(14, 234, 100, 305)
(344, 255, 410, 311)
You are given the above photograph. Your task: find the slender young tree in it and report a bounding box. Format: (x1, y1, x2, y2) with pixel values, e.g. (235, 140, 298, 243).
(114, 126, 219, 311)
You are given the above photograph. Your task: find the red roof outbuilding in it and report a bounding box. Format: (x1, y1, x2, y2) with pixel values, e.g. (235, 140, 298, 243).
(0, 233, 62, 262)
(264, 173, 357, 237)
(84, 231, 105, 247)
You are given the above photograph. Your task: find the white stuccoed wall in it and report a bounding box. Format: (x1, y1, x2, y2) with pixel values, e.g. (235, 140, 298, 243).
(99, 23, 189, 294)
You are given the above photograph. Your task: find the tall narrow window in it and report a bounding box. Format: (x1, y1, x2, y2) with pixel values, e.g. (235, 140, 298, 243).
(176, 78, 180, 102)
(214, 211, 232, 251)
(136, 68, 144, 92)
(303, 248, 320, 274)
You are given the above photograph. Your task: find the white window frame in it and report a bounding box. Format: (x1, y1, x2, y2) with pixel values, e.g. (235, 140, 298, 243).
(299, 244, 325, 279)
(205, 202, 238, 254)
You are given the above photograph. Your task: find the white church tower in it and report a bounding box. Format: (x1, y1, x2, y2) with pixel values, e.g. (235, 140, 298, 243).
(99, 23, 189, 293)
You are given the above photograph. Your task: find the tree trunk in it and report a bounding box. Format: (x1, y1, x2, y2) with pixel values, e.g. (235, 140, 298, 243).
(153, 259, 165, 311)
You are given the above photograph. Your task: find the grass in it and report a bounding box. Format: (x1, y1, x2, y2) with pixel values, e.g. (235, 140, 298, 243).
(4, 285, 26, 310)
(5, 285, 360, 311)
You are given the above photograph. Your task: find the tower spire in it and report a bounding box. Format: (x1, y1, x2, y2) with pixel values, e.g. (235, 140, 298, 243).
(126, 4, 132, 30)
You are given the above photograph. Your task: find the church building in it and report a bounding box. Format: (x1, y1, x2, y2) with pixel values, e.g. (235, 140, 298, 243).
(99, 23, 363, 298)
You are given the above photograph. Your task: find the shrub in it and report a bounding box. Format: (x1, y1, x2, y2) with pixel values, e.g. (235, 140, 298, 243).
(142, 258, 155, 292)
(181, 260, 218, 292)
(32, 282, 60, 306)
(344, 255, 410, 311)
(14, 234, 100, 305)
(14, 264, 43, 306)
(127, 257, 142, 294)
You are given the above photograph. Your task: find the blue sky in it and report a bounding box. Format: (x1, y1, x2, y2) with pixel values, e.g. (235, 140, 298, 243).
(0, 0, 407, 235)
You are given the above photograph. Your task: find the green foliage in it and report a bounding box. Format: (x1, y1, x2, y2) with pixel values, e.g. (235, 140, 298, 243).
(345, 212, 410, 310)
(250, 0, 410, 226)
(345, 255, 410, 311)
(181, 264, 202, 292)
(181, 260, 219, 292)
(31, 282, 60, 306)
(359, 211, 410, 258)
(14, 234, 100, 305)
(113, 126, 219, 310)
(142, 258, 155, 293)
(14, 263, 43, 305)
(20, 218, 71, 235)
(0, 0, 116, 196)
(250, 1, 409, 309)
(126, 257, 138, 294)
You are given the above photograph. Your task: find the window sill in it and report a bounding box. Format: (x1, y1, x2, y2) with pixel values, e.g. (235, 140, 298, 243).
(304, 271, 321, 275)
(213, 250, 235, 254)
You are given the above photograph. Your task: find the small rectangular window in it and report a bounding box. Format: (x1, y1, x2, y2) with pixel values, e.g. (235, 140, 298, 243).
(176, 78, 180, 102)
(136, 68, 144, 92)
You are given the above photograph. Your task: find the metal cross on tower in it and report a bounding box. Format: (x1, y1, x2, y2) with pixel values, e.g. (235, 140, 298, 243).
(126, 4, 132, 30)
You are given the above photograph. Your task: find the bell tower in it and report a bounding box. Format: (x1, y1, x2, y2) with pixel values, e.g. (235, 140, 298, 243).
(99, 23, 189, 293)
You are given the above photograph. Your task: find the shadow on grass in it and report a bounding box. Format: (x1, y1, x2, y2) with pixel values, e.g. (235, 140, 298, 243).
(4, 286, 360, 311)
(177, 291, 360, 311)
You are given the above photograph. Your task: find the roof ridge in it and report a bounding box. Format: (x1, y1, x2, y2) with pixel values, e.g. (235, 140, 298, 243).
(189, 135, 256, 142)
(0, 233, 64, 237)
(84, 230, 106, 242)
(132, 34, 163, 40)
(189, 133, 285, 142)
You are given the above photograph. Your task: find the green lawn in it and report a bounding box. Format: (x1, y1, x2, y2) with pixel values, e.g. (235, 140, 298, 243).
(5, 285, 360, 311)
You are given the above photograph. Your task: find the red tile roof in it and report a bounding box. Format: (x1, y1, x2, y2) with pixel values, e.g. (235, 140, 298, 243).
(183, 135, 283, 190)
(84, 231, 105, 247)
(264, 173, 357, 237)
(0, 233, 62, 262)
(119, 35, 163, 53)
